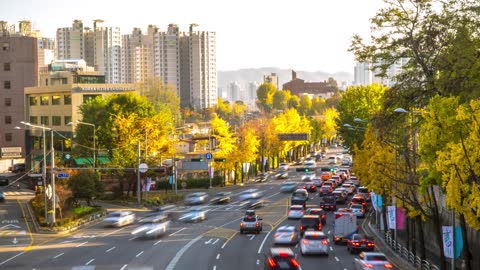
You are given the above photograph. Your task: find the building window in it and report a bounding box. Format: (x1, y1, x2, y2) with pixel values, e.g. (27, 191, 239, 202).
(62, 78, 68, 84)
(40, 96, 49, 105)
(5, 115, 12, 124)
(45, 79, 48, 86)
(30, 116, 38, 124)
(4, 81, 11, 89)
(4, 63, 11, 71)
(40, 116, 49, 125)
(64, 95, 72, 105)
(5, 98, 11, 106)
(52, 95, 61, 105)
(5, 133, 12, 142)
(64, 116, 72, 126)
(29, 96, 38, 105)
(52, 116, 61, 126)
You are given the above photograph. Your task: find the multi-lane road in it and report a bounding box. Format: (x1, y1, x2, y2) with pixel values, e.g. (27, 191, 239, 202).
(0, 156, 367, 270)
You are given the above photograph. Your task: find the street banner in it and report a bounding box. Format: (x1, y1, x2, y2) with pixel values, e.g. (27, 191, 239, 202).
(371, 192, 378, 211)
(442, 226, 463, 259)
(396, 208, 405, 230)
(146, 177, 152, 192)
(387, 206, 396, 229)
(242, 162, 250, 173)
(377, 194, 383, 210)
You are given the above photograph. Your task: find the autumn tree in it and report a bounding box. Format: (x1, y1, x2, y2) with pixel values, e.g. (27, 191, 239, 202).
(256, 83, 277, 112)
(69, 170, 103, 206)
(320, 107, 339, 144)
(272, 90, 290, 111)
(299, 95, 313, 115)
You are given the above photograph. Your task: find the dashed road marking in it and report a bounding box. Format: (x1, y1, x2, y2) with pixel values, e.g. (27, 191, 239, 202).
(154, 240, 162, 246)
(169, 227, 186, 236)
(85, 259, 94, 265)
(76, 241, 88, 247)
(120, 265, 128, 270)
(106, 246, 116, 253)
(216, 254, 220, 259)
(212, 238, 219, 245)
(136, 251, 144, 257)
(335, 256, 339, 262)
(53, 253, 64, 259)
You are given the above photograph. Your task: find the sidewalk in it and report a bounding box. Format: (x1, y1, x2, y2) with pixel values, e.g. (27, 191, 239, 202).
(361, 214, 415, 270)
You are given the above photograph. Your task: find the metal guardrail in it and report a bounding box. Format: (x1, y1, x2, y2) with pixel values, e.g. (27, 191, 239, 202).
(385, 232, 440, 270)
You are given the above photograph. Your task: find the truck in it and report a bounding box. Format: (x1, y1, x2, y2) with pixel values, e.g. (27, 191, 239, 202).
(333, 210, 358, 244)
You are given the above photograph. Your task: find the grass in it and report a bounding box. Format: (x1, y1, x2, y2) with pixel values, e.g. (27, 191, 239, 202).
(73, 205, 95, 215)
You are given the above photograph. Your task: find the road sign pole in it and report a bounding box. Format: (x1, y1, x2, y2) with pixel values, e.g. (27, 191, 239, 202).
(137, 141, 141, 205)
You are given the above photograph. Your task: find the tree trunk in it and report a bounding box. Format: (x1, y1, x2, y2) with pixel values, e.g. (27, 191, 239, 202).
(416, 215, 426, 261)
(459, 214, 472, 270)
(430, 184, 446, 269)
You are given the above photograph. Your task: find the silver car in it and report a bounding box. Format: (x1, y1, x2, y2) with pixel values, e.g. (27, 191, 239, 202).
(300, 231, 329, 256)
(131, 214, 170, 238)
(273, 225, 300, 245)
(184, 192, 208, 205)
(280, 182, 297, 193)
(239, 189, 263, 201)
(103, 211, 136, 227)
(287, 205, 305, 219)
(353, 252, 394, 270)
(178, 208, 207, 222)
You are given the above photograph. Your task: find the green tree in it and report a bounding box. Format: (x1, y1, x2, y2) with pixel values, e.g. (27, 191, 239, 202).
(312, 97, 326, 115)
(299, 95, 313, 115)
(288, 95, 300, 109)
(69, 170, 103, 206)
(256, 83, 277, 112)
(272, 90, 289, 111)
(136, 77, 180, 123)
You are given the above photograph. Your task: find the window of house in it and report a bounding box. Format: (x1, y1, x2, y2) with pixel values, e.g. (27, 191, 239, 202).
(64, 95, 72, 105)
(5, 133, 12, 142)
(40, 116, 49, 125)
(52, 95, 61, 105)
(40, 96, 49, 105)
(30, 116, 38, 124)
(52, 116, 61, 126)
(29, 96, 38, 106)
(4, 81, 11, 89)
(64, 116, 72, 126)
(5, 115, 12, 124)
(4, 63, 11, 71)
(5, 98, 11, 106)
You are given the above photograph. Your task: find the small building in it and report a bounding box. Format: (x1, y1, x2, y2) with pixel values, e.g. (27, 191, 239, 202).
(282, 70, 337, 97)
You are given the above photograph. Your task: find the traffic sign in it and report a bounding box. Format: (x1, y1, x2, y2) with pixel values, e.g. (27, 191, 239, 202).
(277, 133, 310, 141)
(139, 163, 148, 173)
(57, 172, 70, 178)
(205, 152, 213, 161)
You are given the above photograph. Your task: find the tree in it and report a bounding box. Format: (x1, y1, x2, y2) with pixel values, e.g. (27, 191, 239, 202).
(136, 77, 180, 123)
(69, 170, 103, 206)
(299, 95, 313, 115)
(288, 95, 300, 109)
(210, 115, 237, 179)
(54, 181, 72, 220)
(234, 126, 260, 183)
(256, 83, 277, 112)
(272, 90, 289, 111)
(312, 97, 326, 115)
(321, 107, 339, 143)
(215, 98, 232, 119)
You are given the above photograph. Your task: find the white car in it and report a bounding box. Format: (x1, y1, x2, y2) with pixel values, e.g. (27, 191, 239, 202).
(179, 208, 207, 222)
(349, 204, 366, 218)
(341, 157, 351, 166)
(304, 160, 316, 168)
(279, 163, 289, 171)
(327, 157, 337, 164)
(273, 225, 300, 245)
(239, 189, 263, 201)
(300, 231, 329, 256)
(353, 252, 394, 270)
(131, 214, 170, 238)
(287, 205, 305, 219)
(301, 172, 315, 182)
(184, 192, 208, 205)
(103, 211, 136, 227)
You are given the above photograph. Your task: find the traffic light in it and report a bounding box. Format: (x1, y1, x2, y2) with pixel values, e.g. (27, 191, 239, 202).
(296, 167, 310, 172)
(214, 158, 226, 162)
(191, 158, 204, 162)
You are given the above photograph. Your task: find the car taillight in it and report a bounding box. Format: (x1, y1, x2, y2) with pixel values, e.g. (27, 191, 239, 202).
(384, 263, 393, 269)
(367, 243, 375, 246)
(256, 222, 260, 227)
(335, 237, 340, 241)
(274, 233, 279, 238)
(318, 224, 322, 230)
(300, 211, 304, 214)
(279, 252, 289, 257)
(364, 263, 375, 268)
(300, 225, 304, 230)
(321, 239, 328, 245)
(322, 214, 326, 219)
(240, 222, 244, 227)
(290, 258, 300, 267)
(353, 242, 360, 246)
(267, 257, 276, 268)
(302, 239, 309, 244)
(288, 210, 292, 215)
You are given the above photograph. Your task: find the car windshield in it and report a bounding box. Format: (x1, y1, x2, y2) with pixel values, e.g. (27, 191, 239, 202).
(304, 234, 326, 240)
(108, 213, 122, 218)
(243, 216, 257, 222)
(351, 204, 362, 209)
(359, 188, 368, 193)
(278, 228, 294, 233)
(300, 217, 318, 226)
(365, 254, 388, 261)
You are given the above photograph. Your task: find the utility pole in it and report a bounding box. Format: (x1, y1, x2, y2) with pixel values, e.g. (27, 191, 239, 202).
(51, 130, 56, 224)
(137, 141, 141, 205)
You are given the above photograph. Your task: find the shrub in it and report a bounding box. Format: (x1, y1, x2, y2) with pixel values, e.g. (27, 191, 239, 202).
(155, 176, 223, 190)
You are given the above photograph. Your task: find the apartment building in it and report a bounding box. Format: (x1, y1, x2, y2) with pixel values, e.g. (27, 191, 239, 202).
(122, 25, 157, 83)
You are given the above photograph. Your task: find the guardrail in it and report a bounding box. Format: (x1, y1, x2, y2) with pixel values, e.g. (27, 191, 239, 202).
(385, 232, 440, 270)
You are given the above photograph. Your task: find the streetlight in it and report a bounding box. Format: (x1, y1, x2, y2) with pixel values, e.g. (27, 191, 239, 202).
(19, 121, 55, 224)
(68, 120, 96, 169)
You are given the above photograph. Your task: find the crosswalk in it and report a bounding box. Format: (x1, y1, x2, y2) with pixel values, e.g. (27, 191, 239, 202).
(2, 191, 35, 196)
(0, 229, 26, 236)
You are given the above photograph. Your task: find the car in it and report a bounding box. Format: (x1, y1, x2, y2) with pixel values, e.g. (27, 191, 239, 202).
(320, 171, 331, 181)
(103, 211, 136, 227)
(210, 192, 232, 204)
(305, 208, 326, 225)
(240, 213, 263, 234)
(349, 176, 361, 186)
(304, 160, 316, 169)
(322, 181, 336, 189)
(0, 191, 4, 202)
(242, 198, 266, 209)
(299, 215, 322, 236)
(276, 171, 289, 179)
(264, 247, 302, 270)
(10, 163, 25, 173)
(280, 182, 297, 193)
(287, 205, 305, 219)
(319, 196, 336, 211)
(318, 185, 333, 197)
(332, 189, 348, 204)
(279, 163, 289, 171)
(179, 208, 207, 222)
(327, 157, 337, 164)
(131, 214, 170, 238)
(239, 189, 264, 201)
(300, 231, 329, 256)
(0, 176, 9, 186)
(273, 225, 300, 245)
(184, 192, 208, 205)
(347, 234, 375, 253)
(353, 252, 394, 270)
(341, 157, 351, 166)
(312, 177, 322, 187)
(349, 203, 366, 218)
(350, 195, 367, 208)
(331, 175, 342, 186)
(293, 159, 304, 166)
(301, 182, 317, 193)
(341, 183, 355, 195)
(301, 172, 315, 182)
(357, 186, 371, 202)
(292, 189, 308, 200)
(256, 173, 269, 182)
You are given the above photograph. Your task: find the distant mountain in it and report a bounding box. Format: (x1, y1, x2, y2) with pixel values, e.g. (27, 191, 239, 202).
(218, 67, 353, 89)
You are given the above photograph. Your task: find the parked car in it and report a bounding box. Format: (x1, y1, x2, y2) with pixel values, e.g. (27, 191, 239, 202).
(264, 247, 302, 270)
(353, 252, 394, 270)
(184, 192, 208, 205)
(103, 211, 136, 227)
(300, 231, 329, 256)
(273, 225, 300, 245)
(10, 163, 25, 173)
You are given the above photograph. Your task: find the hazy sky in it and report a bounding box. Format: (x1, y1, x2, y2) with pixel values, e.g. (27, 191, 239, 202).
(2, 0, 384, 73)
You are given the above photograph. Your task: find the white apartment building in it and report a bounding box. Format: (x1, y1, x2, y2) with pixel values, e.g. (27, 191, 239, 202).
(154, 24, 182, 95)
(226, 81, 241, 102)
(354, 62, 373, 85)
(122, 25, 157, 83)
(354, 58, 409, 87)
(56, 20, 85, 60)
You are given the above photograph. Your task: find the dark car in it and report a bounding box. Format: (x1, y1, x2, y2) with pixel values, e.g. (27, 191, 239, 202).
(299, 215, 322, 236)
(0, 192, 5, 202)
(350, 195, 367, 208)
(318, 185, 333, 197)
(332, 189, 348, 204)
(264, 247, 301, 270)
(301, 182, 317, 193)
(305, 208, 326, 226)
(347, 234, 375, 253)
(210, 192, 232, 204)
(10, 163, 25, 173)
(319, 196, 336, 211)
(0, 176, 9, 186)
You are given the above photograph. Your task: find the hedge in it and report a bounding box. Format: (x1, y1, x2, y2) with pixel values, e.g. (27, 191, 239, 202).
(155, 176, 223, 190)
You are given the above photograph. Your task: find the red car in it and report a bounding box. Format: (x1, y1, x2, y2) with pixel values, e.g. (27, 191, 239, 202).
(302, 182, 317, 192)
(347, 233, 375, 253)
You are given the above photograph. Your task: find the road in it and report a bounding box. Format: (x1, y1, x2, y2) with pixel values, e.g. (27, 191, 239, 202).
(0, 148, 368, 270)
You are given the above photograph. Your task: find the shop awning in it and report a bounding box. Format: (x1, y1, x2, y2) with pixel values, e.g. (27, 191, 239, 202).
(96, 156, 111, 164)
(74, 157, 93, 166)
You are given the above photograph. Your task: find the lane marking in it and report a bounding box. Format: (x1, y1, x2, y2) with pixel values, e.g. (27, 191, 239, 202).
(221, 242, 228, 249)
(256, 259, 260, 265)
(205, 238, 213, 245)
(169, 227, 186, 236)
(329, 246, 333, 251)
(335, 256, 339, 262)
(213, 266, 217, 270)
(17, 199, 34, 251)
(85, 259, 94, 265)
(154, 240, 163, 246)
(216, 254, 220, 259)
(106, 246, 116, 253)
(257, 230, 272, 254)
(120, 264, 128, 270)
(212, 238, 220, 245)
(53, 253, 64, 259)
(165, 236, 202, 270)
(136, 251, 144, 258)
(102, 227, 125, 237)
(128, 236, 137, 241)
(76, 241, 88, 247)
(249, 235, 255, 240)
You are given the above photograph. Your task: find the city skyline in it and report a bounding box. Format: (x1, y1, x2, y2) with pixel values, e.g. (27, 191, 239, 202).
(2, 0, 384, 73)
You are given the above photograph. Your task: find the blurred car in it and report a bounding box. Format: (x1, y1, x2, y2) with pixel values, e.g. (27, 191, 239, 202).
(292, 189, 308, 200)
(242, 198, 266, 209)
(279, 163, 289, 171)
(179, 208, 207, 222)
(350, 195, 367, 208)
(239, 189, 263, 201)
(347, 234, 375, 253)
(131, 214, 170, 238)
(276, 171, 289, 179)
(240, 213, 263, 234)
(349, 176, 361, 186)
(353, 252, 394, 270)
(0, 191, 5, 202)
(332, 189, 348, 204)
(287, 205, 305, 219)
(327, 157, 337, 164)
(349, 203, 366, 218)
(184, 192, 208, 205)
(304, 160, 316, 169)
(264, 247, 302, 270)
(210, 192, 232, 204)
(301, 182, 317, 193)
(10, 163, 25, 173)
(280, 182, 297, 193)
(341, 157, 351, 166)
(319, 196, 336, 211)
(293, 159, 304, 166)
(300, 231, 329, 256)
(301, 172, 315, 182)
(320, 172, 331, 181)
(341, 183, 356, 195)
(273, 225, 300, 245)
(103, 211, 136, 227)
(0, 176, 9, 186)
(256, 173, 269, 182)
(299, 215, 322, 236)
(318, 185, 333, 197)
(312, 177, 322, 187)
(357, 186, 371, 202)
(305, 208, 326, 225)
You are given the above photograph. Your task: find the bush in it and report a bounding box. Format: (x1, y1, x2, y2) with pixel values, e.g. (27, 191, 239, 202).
(144, 193, 184, 206)
(155, 176, 223, 190)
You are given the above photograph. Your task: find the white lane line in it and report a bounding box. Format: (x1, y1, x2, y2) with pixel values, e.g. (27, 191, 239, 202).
(0, 252, 23, 266)
(257, 230, 272, 254)
(205, 238, 213, 245)
(102, 227, 125, 237)
(106, 246, 116, 253)
(154, 239, 163, 246)
(219, 217, 241, 228)
(120, 264, 128, 270)
(165, 236, 202, 270)
(128, 236, 137, 241)
(76, 241, 88, 247)
(265, 192, 280, 199)
(256, 259, 260, 265)
(328, 230, 331, 234)
(335, 256, 339, 262)
(216, 254, 220, 259)
(212, 238, 220, 245)
(249, 235, 255, 240)
(53, 253, 64, 259)
(85, 259, 95, 265)
(329, 246, 333, 251)
(221, 241, 228, 249)
(213, 266, 217, 270)
(169, 227, 186, 236)
(136, 251, 144, 258)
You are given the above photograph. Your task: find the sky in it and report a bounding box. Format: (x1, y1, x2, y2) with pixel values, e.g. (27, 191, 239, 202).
(2, 0, 384, 73)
